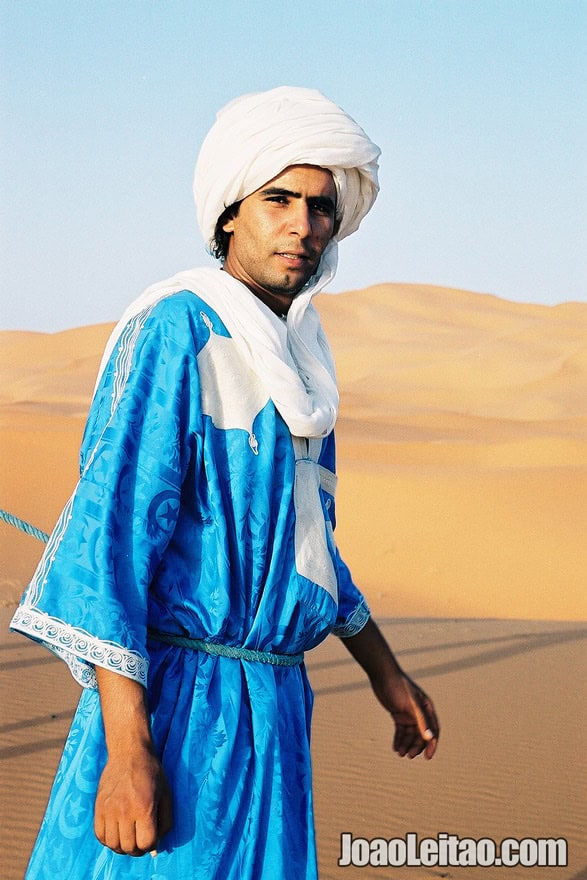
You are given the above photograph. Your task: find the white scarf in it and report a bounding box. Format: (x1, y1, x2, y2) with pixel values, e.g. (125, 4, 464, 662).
(95, 242, 340, 439)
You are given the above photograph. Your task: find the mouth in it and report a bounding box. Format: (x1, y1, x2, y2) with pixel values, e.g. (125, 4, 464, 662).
(275, 251, 314, 268)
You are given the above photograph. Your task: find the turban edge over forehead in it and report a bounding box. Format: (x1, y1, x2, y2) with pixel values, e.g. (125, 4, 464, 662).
(194, 86, 381, 250)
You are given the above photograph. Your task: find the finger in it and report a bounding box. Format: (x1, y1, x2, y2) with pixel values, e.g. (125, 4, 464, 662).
(393, 723, 411, 755)
(407, 741, 425, 759)
(395, 719, 436, 760)
(135, 816, 159, 856)
(409, 690, 435, 741)
(420, 722, 438, 758)
(417, 698, 439, 760)
(412, 689, 441, 745)
(119, 820, 142, 856)
(424, 735, 439, 760)
(393, 725, 406, 754)
(400, 727, 427, 759)
(393, 724, 419, 757)
(102, 816, 123, 854)
(146, 782, 174, 858)
(94, 815, 106, 847)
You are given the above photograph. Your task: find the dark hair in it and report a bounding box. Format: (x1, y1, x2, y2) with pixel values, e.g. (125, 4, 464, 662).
(211, 201, 241, 261)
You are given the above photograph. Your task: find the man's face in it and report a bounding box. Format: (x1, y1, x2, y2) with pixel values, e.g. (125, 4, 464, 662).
(222, 165, 337, 316)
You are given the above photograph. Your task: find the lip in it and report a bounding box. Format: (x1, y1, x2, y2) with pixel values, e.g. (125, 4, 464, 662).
(275, 251, 313, 266)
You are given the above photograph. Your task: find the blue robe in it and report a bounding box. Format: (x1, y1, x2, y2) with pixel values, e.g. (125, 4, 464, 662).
(11, 291, 369, 879)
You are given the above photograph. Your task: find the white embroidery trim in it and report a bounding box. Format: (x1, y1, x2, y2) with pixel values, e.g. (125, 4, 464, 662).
(332, 597, 371, 638)
(110, 304, 157, 415)
(25, 495, 75, 607)
(11, 606, 148, 689)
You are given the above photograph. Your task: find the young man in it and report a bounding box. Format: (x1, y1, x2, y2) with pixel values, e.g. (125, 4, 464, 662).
(11, 87, 439, 880)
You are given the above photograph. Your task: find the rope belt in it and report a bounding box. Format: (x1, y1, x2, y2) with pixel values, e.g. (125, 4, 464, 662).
(148, 629, 304, 667)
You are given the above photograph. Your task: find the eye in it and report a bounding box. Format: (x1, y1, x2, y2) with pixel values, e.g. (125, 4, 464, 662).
(309, 200, 335, 217)
(266, 195, 289, 205)
(314, 207, 334, 221)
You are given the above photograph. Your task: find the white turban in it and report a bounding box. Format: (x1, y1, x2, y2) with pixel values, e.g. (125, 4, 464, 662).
(194, 86, 380, 250)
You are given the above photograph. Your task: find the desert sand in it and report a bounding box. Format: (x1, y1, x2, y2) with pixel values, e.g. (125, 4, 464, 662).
(1, 283, 586, 879)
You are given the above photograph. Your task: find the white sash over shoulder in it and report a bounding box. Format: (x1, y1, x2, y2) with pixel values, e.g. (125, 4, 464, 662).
(95, 243, 340, 439)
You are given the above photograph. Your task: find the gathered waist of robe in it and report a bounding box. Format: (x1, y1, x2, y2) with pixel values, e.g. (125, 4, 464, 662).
(148, 629, 305, 667)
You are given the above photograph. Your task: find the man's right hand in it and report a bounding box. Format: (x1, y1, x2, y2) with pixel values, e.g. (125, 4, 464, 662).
(94, 747, 173, 856)
(94, 666, 173, 856)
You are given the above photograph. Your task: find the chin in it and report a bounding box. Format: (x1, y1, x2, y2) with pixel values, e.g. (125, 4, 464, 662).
(277, 273, 314, 294)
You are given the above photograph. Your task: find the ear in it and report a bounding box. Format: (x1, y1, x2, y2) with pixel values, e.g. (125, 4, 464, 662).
(222, 216, 236, 234)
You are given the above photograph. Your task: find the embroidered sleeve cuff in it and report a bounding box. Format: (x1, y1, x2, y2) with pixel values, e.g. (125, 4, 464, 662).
(331, 596, 371, 638)
(10, 606, 149, 690)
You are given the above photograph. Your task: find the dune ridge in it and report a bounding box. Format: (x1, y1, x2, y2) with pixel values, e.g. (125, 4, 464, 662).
(1, 284, 586, 618)
(320, 284, 587, 620)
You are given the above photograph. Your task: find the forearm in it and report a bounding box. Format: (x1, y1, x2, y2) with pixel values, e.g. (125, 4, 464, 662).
(340, 617, 404, 686)
(95, 666, 155, 757)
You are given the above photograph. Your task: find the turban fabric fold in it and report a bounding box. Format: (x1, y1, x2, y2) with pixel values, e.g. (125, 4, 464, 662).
(194, 86, 380, 250)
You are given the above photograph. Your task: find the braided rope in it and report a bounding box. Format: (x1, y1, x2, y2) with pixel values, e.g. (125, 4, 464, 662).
(0, 509, 49, 544)
(149, 629, 304, 667)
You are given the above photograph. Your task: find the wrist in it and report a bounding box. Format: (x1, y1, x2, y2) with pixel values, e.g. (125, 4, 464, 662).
(344, 618, 404, 683)
(104, 725, 155, 758)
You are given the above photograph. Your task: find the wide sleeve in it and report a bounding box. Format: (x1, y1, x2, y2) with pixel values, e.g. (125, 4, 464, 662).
(10, 296, 203, 688)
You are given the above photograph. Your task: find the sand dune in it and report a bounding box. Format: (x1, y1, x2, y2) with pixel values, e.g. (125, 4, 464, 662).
(318, 285, 587, 621)
(0, 323, 113, 602)
(1, 284, 586, 879)
(2, 284, 586, 617)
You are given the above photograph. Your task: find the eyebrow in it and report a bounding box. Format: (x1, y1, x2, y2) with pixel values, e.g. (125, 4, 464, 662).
(259, 187, 336, 212)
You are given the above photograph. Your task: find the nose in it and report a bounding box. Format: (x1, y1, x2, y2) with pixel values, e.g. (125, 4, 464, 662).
(288, 202, 312, 238)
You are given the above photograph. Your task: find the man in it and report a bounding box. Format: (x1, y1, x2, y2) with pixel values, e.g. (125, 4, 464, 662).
(11, 87, 439, 880)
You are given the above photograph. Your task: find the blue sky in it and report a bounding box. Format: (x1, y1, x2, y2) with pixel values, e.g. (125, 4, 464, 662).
(1, 0, 585, 331)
